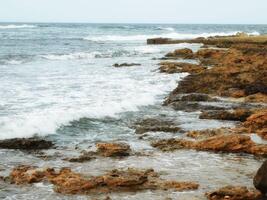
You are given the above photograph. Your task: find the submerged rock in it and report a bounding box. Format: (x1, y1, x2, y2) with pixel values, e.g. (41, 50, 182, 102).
(113, 63, 141, 67)
(206, 186, 262, 200)
(254, 160, 267, 195)
(9, 166, 199, 195)
(133, 118, 181, 134)
(152, 134, 267, 156)
(0, 138, 54, 150)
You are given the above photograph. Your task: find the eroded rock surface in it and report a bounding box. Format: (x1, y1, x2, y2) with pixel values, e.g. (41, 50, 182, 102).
(206, 186, 262, 200)
(133, 118, 181, 134)
(152, 134, 267, 155)
(9, 166, 199, 195)
(0, 138, 54, 150)
(159, 62, 206, 74)
(199, 109, 253, 122)
(165, 48, 194, 59)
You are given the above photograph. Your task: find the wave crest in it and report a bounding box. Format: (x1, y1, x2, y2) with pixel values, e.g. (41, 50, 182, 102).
(84, 31, 260, 42)
(0, 24, 37, 29)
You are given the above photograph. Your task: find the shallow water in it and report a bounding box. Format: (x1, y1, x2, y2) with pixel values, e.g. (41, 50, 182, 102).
(1, 23, 267, 199)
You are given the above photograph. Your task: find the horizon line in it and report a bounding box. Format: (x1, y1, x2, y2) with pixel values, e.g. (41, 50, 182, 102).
(0, 21, 267, 25)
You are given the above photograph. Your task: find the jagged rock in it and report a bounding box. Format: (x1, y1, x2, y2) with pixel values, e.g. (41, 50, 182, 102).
(243, 109, 267, 139)
(133, 118, 180, 134)
(0, 138, 54, 150)
(113, 63, 141, 67)
(186, 128, 227, 139)
(159, 62, 206, 74)
(9, 166, 199, 195)
(245, 93, 267, 103)
(164, 45, 267, 105)
(199, 109, 253, 122)
(254, 160, 267, 195)
(165, 48, 194, 59)
(206, 186, 262, 200)
(152, 134, 267, 155)
(96, 142, 131, 157)
(66, 151, 96, 163)
(166, 101, 225, 112)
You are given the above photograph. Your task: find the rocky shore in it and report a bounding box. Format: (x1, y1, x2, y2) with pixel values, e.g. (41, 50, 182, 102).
(1, 33, 267, 199)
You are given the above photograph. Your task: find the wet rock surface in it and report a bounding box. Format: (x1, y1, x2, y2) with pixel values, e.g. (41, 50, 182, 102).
(9, 166, 199, 195)
(206, 186, 263, 200)
(133, 118, 181, 134)
(164, 48, 194, 59)
(199, 109, 253, 122)
(0, 137, 54, 150)
(96, 142, 131, 157)
(65, 142, 132, 162)
(152, 134, 267, 156)
(159, 62, 206, 74)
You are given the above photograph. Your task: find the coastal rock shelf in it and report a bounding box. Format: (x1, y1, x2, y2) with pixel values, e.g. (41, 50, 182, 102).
(1, 31, 267, 200)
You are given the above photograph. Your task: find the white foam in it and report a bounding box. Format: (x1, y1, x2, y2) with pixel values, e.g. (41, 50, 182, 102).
(0, 62, 186, 140)
(41, 52, 101, 61)
(0, 24, 37, 29)
(1, 59, 24, 65)
(133, 46, 161, 54)
(156, 27, 175, 31)
(84, 31, 260, 42)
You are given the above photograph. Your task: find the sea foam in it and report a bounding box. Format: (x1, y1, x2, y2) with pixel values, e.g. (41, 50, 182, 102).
(84, 31, 260, 42)
(0, 24, 37, 29)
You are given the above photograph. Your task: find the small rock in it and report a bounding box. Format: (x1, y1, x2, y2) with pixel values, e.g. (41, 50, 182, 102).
(113, 63, 141, 67)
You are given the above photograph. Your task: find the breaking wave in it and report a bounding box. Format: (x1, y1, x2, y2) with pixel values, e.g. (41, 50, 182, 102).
(84, 31, 260, 42)
(0, 24, 37, 29)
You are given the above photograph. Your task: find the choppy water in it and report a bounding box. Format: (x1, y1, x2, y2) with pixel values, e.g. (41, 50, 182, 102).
(0, 23, 267, 199)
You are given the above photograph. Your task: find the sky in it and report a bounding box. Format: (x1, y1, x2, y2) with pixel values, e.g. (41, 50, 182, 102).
(0, 0, 266, 24)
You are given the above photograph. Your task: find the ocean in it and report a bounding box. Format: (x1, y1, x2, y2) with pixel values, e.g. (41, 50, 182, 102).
(0, 23, 266, 199)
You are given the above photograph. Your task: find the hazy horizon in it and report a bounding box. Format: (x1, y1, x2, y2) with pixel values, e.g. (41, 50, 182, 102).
(1, 0, 267, 24)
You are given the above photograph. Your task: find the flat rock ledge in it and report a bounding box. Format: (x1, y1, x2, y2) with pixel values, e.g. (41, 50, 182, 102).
(0, 137, 54, 150)
(9, 165, 199, 195)
(206, 186, 263, 200)
(151, 134, 267, 156)
(65, 142, 132, 162)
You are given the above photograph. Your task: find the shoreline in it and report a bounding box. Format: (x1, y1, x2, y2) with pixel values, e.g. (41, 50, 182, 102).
(0, 33, 267, 199)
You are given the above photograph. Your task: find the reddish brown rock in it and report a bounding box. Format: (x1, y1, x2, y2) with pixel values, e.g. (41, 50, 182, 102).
(10, 165, 56, 185)
(243, 109, 267, 139)
(96, 142, 131, 157)
(164, 45, 267, 105)
(186, 128, 227, 139)
(152, 134, 267, 156)
(165, 48, 194, 59)
(206, 186, 262, 200)
(159, 62, 206, 74)
(10, 166, 199, 195)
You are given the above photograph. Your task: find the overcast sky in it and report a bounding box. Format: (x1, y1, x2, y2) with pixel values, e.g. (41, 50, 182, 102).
(0, 0, 266, 24)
